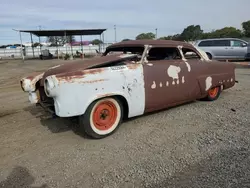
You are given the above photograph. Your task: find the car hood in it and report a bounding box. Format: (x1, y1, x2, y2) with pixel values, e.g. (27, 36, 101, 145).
(40, 54, 137, 85)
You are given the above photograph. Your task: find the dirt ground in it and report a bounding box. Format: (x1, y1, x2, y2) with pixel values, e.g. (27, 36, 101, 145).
(0, 59, 250, 188)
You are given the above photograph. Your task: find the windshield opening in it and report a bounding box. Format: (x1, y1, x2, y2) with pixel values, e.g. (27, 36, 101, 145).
(103, 46, 145, 60)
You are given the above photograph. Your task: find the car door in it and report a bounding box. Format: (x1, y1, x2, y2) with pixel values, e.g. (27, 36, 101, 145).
(230, 39, 248, 59)
(211, 39, 231, 59)
(143, 47, 198, 113)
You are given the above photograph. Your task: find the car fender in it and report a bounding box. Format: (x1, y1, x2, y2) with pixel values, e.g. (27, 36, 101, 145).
(49, 64, 145, 118)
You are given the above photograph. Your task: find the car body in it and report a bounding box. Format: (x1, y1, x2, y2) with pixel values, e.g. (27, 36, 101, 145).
(20, 40, 236, 138)
(194, 38, 249, 60)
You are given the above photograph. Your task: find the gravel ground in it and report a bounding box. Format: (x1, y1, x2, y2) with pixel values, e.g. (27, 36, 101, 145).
(0, 59, 250, 188)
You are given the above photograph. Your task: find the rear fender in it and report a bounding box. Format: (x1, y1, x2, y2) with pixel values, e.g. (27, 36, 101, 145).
(197, 73, 235, 95)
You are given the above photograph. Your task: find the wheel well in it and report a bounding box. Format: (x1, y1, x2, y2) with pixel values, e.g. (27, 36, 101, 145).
(93, 95, 129, 119)
(206, 52, 212, 59)
(113, 95, 129, 119)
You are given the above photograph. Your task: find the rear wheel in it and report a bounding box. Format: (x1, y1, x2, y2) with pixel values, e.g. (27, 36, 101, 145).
(79, 97, 123, 139)
(204, 86, 221, 101)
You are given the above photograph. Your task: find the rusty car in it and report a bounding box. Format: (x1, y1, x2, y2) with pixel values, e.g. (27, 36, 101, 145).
(20, 40, 236, 138)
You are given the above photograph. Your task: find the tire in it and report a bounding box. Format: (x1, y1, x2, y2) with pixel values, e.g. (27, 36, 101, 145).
(206, 52, 212, 60)
(204, 86, 221, 101)
(79, 97, 123, 139)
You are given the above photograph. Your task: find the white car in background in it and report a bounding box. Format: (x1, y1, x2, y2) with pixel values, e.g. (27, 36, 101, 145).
(194, 38, 249, 60)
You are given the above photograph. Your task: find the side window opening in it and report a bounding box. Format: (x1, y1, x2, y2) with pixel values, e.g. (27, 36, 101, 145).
(147, 47, 182, 61)
(182, 48, 201, 60)
(231, 40, 246, 47)
(198, 40, 213, 47)
(213, 40, 230, 47)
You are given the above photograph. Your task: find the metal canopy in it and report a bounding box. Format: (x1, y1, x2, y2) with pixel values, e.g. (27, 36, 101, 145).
(19, 29, 106, 37)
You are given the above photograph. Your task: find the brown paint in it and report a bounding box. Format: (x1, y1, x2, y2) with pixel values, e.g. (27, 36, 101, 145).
(141, 41, 235, 113)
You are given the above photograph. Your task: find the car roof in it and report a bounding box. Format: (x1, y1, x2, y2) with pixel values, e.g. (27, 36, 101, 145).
(107, 39, 194, 49)
(196, 38, 247, 42)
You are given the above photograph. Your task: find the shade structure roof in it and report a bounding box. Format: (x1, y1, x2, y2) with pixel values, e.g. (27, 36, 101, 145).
(19, 29, 106, 37)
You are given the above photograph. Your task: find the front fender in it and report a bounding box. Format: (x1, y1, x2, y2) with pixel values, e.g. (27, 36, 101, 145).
(49, 64, 145, 118)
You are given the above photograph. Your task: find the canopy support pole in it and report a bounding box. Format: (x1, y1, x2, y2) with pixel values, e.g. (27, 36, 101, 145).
(102, 32, 105, 53)
(38, 36, 41, 55)
(70, 36, 73, 59)
(64, 31, 67, 55)
(30, 33, 35, 58)
(80, 35, 83, 53)
(99, 34, 101, 53)
(19, 31, 25, 61)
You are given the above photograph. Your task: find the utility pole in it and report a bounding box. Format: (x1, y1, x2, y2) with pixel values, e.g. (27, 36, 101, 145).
(114, 25, 117, 43)
(155, 28, 158, 39)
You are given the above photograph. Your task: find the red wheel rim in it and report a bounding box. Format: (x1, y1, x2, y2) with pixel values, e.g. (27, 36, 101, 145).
(208, 87, 219, 98)
(92, 101, 118, 131)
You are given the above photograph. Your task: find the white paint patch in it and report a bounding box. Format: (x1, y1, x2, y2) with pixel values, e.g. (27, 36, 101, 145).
(231, 78, 233, 82)
(205, 76, 212, 91)
(166, 81, 169, 86)
(221, 85, 224, 90)
(119, 54, 136, 58)
(49, 65, 61, 69)
(160, 82, 162, 87)
(172, 81, 175, 85)
(184, 61, 191, 72)
(176, 79, 179, 85)
(182, 76, 185, 83)
(167, 65, 181, 80)
(147, 63, 153, 66)
(151, 81, 156, 89)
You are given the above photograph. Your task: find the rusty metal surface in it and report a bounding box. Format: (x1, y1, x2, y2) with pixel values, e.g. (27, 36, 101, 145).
(40, 54, 137, 86)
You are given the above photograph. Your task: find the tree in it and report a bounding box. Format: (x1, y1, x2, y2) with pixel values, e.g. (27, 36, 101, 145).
(209, 27, 243, 38)
(122, 39, 131, 41)
(242, 20, 250, 37)
(91, 39, 103, 45)
(47, 36, 75, 46)
(136, 32, 155, 40)
(179, 25, 203, 41)
(158, 36, 173, 40)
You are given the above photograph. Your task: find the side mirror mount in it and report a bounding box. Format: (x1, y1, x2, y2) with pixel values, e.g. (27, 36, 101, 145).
(241, 43, 247, 47)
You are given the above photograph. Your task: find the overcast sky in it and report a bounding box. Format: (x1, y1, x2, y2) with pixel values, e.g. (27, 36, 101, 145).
(0, 0, 250, 44)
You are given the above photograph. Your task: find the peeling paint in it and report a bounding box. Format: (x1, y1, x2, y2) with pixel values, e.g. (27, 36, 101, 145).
(159, 82, 163, 87)
(182, 76, 185, 84)
(151, 81, 156, 89)
(231, 78, 233, 82)
(167, 65, 181, 80)
(147, 63, 153, 66)
(166, 81, 169, 87)
(184, 61, 191, 72)
(205, 76, 212, 91)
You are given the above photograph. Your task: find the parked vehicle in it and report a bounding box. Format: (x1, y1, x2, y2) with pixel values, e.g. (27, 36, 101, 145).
(195, 38, 249, 60)
(246, 42, 250, 60)
(20, 40, 236, 138)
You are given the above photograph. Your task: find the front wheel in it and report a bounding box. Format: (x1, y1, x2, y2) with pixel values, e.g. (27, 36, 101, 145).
(79, 97, 123, 139)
